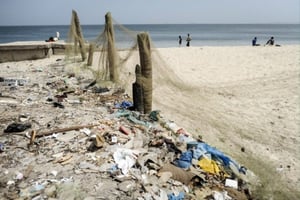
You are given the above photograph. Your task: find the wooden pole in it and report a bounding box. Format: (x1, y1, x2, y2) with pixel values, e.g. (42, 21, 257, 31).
(133, 64, 144, 113)
(72, 10, 87, 61)
(137, 32, 152, 114)
(87, 43, 95, 66)
(105, 12, 117, 82)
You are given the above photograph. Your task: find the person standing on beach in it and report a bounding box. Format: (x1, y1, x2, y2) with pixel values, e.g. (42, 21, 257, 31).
(178, 35, 182, 46)
(186, 33, 191, 47)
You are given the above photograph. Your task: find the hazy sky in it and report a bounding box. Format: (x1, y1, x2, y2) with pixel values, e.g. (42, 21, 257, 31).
(0, 0, 299, 25)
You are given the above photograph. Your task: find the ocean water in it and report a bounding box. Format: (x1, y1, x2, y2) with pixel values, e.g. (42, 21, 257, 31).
(0, 24, 299, 48)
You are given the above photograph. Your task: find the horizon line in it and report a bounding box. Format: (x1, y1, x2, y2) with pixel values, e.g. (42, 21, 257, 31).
(0, 22, 299, 27)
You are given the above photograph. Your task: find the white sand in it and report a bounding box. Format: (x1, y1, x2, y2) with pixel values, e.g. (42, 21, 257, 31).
(1, 45, 299, 195)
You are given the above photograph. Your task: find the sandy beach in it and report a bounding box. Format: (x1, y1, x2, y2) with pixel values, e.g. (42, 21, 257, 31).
(150, 45, 300, 195)
(1, 44, 299, 198)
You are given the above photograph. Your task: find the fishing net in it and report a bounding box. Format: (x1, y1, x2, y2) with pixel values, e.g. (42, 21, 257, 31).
(63, 11, 298, 195)
(63, 11, 261, 147)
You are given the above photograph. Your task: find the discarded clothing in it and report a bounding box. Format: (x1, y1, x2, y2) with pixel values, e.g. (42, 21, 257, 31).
(173, 150, 193, 169)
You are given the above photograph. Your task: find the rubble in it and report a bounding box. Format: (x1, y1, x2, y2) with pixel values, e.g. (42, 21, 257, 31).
(0, 57, 255, 200)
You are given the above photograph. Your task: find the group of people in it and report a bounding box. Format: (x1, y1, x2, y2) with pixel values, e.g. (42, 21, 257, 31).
(178, 34, 277, 47)
(252, 36, 275, 46)
(178, 33, 192, 47)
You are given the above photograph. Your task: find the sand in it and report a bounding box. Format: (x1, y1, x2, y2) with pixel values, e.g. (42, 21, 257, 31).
(117, 45, 300, 196)
(152, 45, 300, 194)
(1, 44, 299, 197)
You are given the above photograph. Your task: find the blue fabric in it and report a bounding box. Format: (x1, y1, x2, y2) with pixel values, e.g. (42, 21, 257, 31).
(115, 101, 133, 109)
(195, 142, 241, 171)
(173, 150, 193, 169)
(192, 148, 205, 160)
(168, 192, 185, 200)
(196, 143, 231, 166)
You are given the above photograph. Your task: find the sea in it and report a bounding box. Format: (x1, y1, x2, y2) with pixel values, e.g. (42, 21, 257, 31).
(0, 24, 299, 48)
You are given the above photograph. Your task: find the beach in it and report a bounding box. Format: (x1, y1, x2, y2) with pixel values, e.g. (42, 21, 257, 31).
(117, 45, 300, 193)
(150, 45, 300, 194)
(1, 44, 299, 198)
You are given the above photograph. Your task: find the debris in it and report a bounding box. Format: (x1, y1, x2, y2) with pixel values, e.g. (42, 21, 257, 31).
(0, 78, 29, 86)
(54, 153, 73, 165)
(0, 142, 4, 152)
(173, 150, 193, 169)
(212, 190, 232, 200)
(19, 184, 45, 198)
(4, 122, 32, 133)
(158, 164, 198, 185)
(35, 124, 98, 137)
(91, 86, 110, 93)
(115, 101, 133, 109)
(119, 125, 131, 135)
(53, 101, 65, 108)
(84, 80, 97, 89)
(0, 54, 254, 200)
(225, 179, 238, 189)
(198, 157, 221, 175)
(113, 148, 139, 175)
(167, 191, 185, 200)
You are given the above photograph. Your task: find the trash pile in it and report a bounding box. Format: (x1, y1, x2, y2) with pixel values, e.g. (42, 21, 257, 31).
(0, 59, 255, 200)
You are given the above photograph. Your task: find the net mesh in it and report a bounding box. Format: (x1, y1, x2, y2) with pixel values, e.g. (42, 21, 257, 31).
(64, 11, 262, 148)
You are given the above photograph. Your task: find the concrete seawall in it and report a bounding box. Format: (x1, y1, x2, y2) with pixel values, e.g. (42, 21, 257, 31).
(0, 41, 66, 63)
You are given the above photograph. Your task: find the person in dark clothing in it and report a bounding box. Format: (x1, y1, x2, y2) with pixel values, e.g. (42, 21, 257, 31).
(252, 37, 257, 46)
(178, 35, 182, 46)
(265, 36, 275, 46)
(186, 33, 191, 47)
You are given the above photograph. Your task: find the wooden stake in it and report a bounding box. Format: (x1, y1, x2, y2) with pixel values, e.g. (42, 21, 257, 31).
(72, 10, 87, 61)
(105, 12, 118, 82)
(133, 64, 144, 113)
(137, 32, 152, 114)
(87, 43, 95, 66)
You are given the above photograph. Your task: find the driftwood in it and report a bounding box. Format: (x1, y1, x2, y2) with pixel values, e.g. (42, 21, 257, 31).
(28, 124, 98, 145)
(35, 124, 98, 137)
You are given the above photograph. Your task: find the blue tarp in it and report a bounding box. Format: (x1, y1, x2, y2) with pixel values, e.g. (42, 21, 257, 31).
(188, 142, 246, 174)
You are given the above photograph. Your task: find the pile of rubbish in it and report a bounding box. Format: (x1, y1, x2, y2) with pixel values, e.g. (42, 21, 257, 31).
(0, 59, 255, 200)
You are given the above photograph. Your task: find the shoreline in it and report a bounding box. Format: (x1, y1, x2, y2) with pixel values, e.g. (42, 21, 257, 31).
(1, 40, 299, 46)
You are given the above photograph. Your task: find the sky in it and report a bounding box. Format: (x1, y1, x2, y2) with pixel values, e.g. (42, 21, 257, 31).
(0, 0, 299, 25)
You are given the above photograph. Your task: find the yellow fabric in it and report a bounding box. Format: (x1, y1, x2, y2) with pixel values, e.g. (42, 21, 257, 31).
(198, 157, 221, 175)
